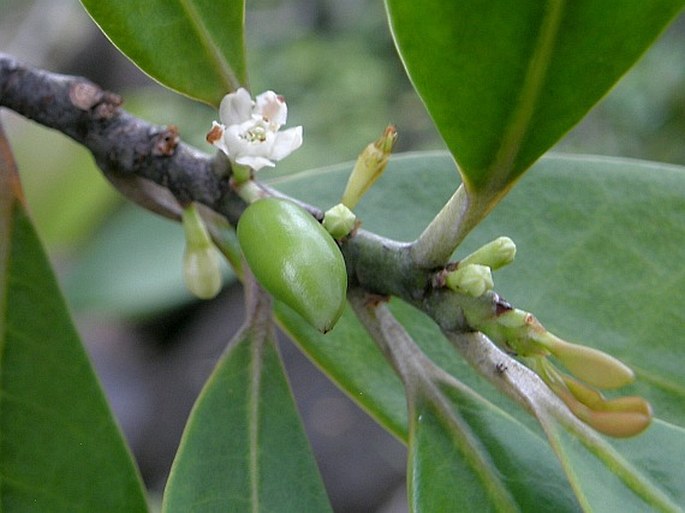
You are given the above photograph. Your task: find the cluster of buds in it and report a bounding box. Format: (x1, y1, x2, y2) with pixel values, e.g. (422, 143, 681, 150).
(440, 237, 651, 437)
(476, 306, 652, 437)
(441, 236, 516, 297)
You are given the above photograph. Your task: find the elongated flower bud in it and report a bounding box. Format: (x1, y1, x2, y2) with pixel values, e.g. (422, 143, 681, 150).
(184, 245, 222, 299)
(530, 356, 651, 437)
(182, 203, 222, 299)
(341, 125, 397, 209)
(538, 334, 635, 389)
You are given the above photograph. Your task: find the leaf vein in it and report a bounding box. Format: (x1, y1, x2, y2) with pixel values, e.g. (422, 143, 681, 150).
(488, 0, 566, 189)
(177, 0, 241, 93)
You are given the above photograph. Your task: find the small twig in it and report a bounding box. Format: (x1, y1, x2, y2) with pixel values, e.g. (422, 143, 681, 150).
(410, 183, 501, 268)
(0, 52, 522, 351)
(0, 52, 237, 218)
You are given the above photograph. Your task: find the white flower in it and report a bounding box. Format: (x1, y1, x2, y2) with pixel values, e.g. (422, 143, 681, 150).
(207, 88, 303, 171)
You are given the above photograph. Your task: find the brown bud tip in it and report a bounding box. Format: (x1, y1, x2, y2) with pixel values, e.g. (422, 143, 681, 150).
(206, 122, 224, 145)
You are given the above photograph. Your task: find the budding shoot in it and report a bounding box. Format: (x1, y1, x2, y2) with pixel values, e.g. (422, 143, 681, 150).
(341, 125, 397, 209)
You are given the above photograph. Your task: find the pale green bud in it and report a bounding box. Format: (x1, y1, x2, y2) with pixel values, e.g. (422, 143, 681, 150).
(577, 406, 652, 438)
(445, 263, 494, 297)
(183, 245, 222, 299)
(323, 203, 357, 239)
(341, 125, 397, 209)
(495, 307, 532, 329)
(182, 203, 222, 299)
(459, 236, 516, 270)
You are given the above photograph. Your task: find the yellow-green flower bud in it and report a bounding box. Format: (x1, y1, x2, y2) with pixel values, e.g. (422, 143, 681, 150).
(541, 336, 635, 389)
(578, 407, 652, 438)
(530, 357, 651, 438)
(341, 125, 397, 209)
(445, 263, 494, 297)
(459, 236, 516, 270)
(182, 203, 222, 299)
(323, 203, 357, 239)
(483, 308, 634, 389)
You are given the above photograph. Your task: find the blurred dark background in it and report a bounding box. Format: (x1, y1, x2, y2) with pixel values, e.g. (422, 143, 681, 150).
(1, 1, 684, 511)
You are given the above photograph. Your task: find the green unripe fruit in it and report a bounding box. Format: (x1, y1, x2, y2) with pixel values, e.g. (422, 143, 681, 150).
(237, 198, 348, 333)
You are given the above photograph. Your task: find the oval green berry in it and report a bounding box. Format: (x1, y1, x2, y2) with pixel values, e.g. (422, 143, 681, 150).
(237, 198, 347, 333)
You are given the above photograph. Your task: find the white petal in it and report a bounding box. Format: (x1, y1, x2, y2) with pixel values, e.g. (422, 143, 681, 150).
(221, 125, 249, 157)
(255, 90, 288, 127)
(219, 88, 254, 125)
(235, 155, 275, 171)
(270, 126, 303, 161)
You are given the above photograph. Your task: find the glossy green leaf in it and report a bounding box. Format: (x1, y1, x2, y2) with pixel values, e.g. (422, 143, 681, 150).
(80, 0, 247, 105)
(271, 152, 685, 510)
(162, 301, 332, 513)
(540, 416, 683, 512)
(612, 420, 685, 506)
(9, 118, 120, 249)
(384, 1, 684, 194)
(407, 381, 584, 513)
(276, 302, 408, 439)
(408, 393, 520, 513)
(0, 131, 148, 512)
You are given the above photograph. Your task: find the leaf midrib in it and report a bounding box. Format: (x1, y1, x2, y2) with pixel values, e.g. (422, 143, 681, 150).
(483, 0, 565, 192)
(177, 0, 242, 94)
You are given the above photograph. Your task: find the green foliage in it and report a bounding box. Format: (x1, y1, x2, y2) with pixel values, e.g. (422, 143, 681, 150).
(274, 154, 685, 511)
(2, 1, 684, 512)
(540, 417, 681, 511)
(162, 302, 331, 512)
(407, 392, 521, 513)
(80, 0, 247, 105)
(0, 164, 148, 512)
(385, 0, 685, 197)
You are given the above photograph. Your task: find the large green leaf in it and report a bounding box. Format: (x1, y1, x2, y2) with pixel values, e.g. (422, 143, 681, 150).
(408, 392, 521, 513)
(162, 297, 332, 513)
(80, 0, 247, 105)
(408, 384, 583, 513)
(384, 1, 684, 194)
(541, 417, 683, 512)
(0, 129, 148, 512)
(271, 152, 685, 510)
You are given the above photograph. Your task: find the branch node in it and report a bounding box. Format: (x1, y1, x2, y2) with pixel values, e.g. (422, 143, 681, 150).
(68, 81, 121, 119)
(152, 125, 180, 157)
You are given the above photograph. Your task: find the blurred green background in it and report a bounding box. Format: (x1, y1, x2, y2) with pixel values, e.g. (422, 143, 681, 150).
(1, 1, 684, 511)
